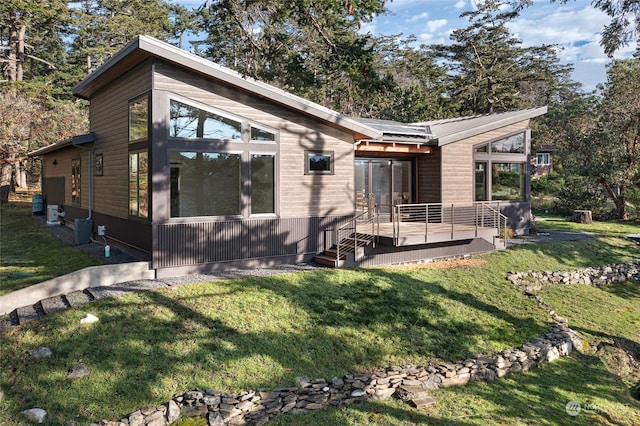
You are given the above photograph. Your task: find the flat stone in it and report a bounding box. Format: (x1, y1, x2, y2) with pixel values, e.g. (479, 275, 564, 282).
(167, 400, 180, 424)
(181, 405, 207, 417)
(22, 408, 47, 424)
(411, 396, 436, 410)
(67, 364, 90, 379)
(31, 347, 52, 358)
(373, 387, 396, 401)
(442, 373, 470, 388)
(208, 412, 225, 426)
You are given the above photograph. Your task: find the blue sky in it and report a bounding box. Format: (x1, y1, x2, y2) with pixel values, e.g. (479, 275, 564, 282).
(177, 0, 636, 92)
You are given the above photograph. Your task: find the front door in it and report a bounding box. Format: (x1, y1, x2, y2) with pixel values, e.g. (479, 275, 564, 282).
(355, 158, 413, 220)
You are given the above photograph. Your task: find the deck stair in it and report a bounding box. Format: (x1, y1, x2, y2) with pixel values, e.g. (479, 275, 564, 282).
(314, 233, 375, 267)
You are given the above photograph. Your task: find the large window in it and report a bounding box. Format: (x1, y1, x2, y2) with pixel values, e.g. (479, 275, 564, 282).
(129, 152, 148, 218)
(474, 132, 527, 201)
(491, 163, 524, 200)
(170, 99, 242, 140)
(170, 152, 241, 217)
(71, 158, 81, 206)
(167, 98, 278, 218)
(129, 96, 149, 142)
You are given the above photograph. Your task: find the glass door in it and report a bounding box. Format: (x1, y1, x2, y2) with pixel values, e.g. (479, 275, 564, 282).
(355, 158, 413, 221)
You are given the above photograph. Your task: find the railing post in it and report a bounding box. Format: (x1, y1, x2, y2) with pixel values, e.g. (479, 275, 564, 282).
(475, 203, 478, 237)
(425, 204, 428, 243)
(451, 204, 455, 240)
(335, 227, 340, 261)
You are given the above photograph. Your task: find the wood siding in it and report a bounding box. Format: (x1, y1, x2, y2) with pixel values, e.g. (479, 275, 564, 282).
(89, 61, 153, 219)
(152, 61, 355, 219)
(440, 122, 530, 205)
(417, 149, 441, 203)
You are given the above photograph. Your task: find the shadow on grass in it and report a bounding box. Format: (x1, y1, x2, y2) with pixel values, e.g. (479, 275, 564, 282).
(0, 266, 550, 424)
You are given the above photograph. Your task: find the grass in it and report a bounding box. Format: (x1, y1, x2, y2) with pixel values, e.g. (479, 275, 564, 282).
(534, 212, 640, 237)
(0, 199, 101, 296)
(0, 205, 639, 425)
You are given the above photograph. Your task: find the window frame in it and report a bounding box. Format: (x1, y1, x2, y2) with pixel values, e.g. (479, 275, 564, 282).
(128, 95, 150, 143)
(71, 158, 81, 206)
(166, 96, 279, 220)
(304, 150, 334, 175)
(536, 153, 550, 166)
(473, 131, 528, 202)
(128, 150, 149, 219)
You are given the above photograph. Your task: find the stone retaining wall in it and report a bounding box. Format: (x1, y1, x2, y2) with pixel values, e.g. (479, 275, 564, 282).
(507, 259, 640, 293)
(94, 324, 579, 426)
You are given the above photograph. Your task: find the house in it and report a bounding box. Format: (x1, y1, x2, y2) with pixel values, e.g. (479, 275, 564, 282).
(531, 146, 556, 177)
(29, 35, 546, 277)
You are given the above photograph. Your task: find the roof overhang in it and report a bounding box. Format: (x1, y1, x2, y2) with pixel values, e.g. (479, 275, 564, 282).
(73, 36, 383, 141)
(417, 107, 548, 146)
(28, 132, 95, 157)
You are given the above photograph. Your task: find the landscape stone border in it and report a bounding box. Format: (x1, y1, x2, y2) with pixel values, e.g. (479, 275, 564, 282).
(507, 259, 640, 293)
(90, 330, 580, 425)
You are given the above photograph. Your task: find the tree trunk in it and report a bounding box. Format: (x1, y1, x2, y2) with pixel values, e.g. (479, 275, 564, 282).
(17, 25, 25, 81)
(0, 163, 12, 204)
(6, 13, 19, 81)
(600, 177, 627, 220)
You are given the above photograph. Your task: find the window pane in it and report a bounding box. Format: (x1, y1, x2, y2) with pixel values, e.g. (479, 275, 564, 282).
(475, 162, 487, 201)
(71, 159, 81, 206)
(169, 100, 241, 140)
(138, 152, 149, 218)
(491, 162, 524, 200)
(251, 126, 275, 142)
(251, 154, 275, 214)
(306, 151, 333, 174)
(491, 133, 524, 153)
(537, 153, 550, 165)
(475, 145, 487, 153)
(170, 152, 241, 217)
(129, 153, 138, 216)
(129, 97, 148, 142)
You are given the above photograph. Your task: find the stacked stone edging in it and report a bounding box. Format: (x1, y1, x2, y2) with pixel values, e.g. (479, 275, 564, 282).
(507, 259, 640, 293)
(93, 324, 578, 426)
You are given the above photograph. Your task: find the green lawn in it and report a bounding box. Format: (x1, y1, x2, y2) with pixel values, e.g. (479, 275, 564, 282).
(1, 230, 639, 425)
(0, 200, 101, 296)
(534, 212, 640, 237)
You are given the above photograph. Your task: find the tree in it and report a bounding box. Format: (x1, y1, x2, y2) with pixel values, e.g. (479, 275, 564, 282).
(512, 0, 640, 55)
(194, 0, 392, 114)
(433, 0, 575, 115)
(0, 84, 88, 201)
(67, 0, 182, 76)
(0, 0, 68, 82)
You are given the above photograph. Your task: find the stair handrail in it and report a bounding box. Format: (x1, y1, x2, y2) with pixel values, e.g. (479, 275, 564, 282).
(336, 210, 374, 262)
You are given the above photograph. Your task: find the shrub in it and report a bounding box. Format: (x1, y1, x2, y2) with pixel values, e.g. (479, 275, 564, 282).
(555, 175, 608, 216)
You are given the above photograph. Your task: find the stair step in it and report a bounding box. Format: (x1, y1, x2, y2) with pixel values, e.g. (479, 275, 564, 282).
(65, 290, 93, 307)
(16, 305, 41, 325)
(40, 296, 70, 316)
(313, 255, 339, 267)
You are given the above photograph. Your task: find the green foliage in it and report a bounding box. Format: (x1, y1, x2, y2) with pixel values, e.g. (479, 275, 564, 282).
(433, 0, 575, 115)
(531, 171, 565, 196)
(554, 175, 609, 216)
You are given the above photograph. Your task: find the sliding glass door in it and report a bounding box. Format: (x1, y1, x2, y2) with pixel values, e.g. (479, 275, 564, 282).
(355, 158, 413, 220)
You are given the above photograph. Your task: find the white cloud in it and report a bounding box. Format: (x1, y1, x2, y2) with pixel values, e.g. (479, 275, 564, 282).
(455, 1, 467, 10)
(425, 19, 448, 33)
(408, 12, 430, 22)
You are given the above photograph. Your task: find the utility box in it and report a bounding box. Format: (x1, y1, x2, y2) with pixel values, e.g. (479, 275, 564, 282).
(74, 218, 93, 245)
(47, 205, 59, 225)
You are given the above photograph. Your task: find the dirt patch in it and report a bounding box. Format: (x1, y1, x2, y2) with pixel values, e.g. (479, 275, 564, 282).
(386, 257, 488, 271)
(595, 338, 640, 395)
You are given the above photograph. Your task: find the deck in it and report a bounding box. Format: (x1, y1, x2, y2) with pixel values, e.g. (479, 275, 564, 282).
(358, 221, 501, 246)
